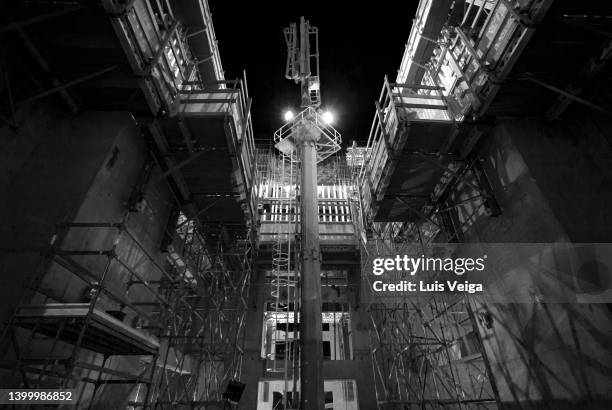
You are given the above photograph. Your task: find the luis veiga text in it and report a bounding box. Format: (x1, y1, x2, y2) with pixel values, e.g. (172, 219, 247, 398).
(371, 255, 485, 294)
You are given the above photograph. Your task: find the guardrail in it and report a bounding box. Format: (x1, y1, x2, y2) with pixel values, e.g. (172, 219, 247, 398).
(358, 0, 552, 224)
(103, 0, 231, 116)
(177, 75, 258, 224)
(273, 106, 341, 164)
(103, 0, 201, 114)
(418, 0, 552, 118)
(357, 75, 453, 221)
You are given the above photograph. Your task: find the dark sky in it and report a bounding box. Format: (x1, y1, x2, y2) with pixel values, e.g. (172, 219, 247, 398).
(209, 2, 418, 146)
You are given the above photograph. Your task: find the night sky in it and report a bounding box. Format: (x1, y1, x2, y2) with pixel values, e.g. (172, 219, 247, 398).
(209, 2, 418, 146)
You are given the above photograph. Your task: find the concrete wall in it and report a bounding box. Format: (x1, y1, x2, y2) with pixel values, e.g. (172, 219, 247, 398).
(459, 109, 612, 408)
(471, 108, 612, 244)
(461, 120, 567, 243)
(0, 105, 132, 324)
(0, 104, 176, 407)
(508, 109, 612, 243)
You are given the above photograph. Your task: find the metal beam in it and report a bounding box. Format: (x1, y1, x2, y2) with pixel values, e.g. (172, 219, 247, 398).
(466, 300, 503, 408)
(500, 0, 535, 26)
(175, 198, 222, 230)
(16, 28, 79, 112)
(558, 15, 612, 38)
(186, 27, 208, 38)
(0, 6, 83, 33)
(395, 196, 440, 228)
(16, 66, 117, 107)
(391, 82, 445, 90)
(455, 27, 499, 83)
(177, 120, 196, 153)
(146, 20, 180, 76)
(545, 37, 612, 120)
(522, 74, 612, 118)
(148, 121, 191, 201)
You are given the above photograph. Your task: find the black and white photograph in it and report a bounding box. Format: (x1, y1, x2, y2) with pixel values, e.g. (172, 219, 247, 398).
(1, 0, 612, 409)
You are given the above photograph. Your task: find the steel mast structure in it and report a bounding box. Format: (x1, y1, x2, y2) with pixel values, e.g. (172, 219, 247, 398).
(274, 16, 341, 409)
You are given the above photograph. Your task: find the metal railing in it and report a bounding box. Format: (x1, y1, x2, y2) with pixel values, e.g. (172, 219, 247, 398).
(356, 0, 553, 226)
(419, 0, 552, 118)
(273, 106, 341, 164)
(103, 0, 201, 114)
(357, 75, 454, 222)
(177, 74, 258, 224)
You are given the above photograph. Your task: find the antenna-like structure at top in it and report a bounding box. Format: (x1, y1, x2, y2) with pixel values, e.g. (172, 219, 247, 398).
(284, 17, 321, 108)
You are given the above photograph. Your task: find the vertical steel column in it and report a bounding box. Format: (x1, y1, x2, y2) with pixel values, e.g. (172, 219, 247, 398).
(299, 17, 311, 108)
(297, 124, 324, 409)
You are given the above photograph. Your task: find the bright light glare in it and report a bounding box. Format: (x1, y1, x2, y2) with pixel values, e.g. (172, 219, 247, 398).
(284, 110, 294, 121)
(322, 111, 334, 124)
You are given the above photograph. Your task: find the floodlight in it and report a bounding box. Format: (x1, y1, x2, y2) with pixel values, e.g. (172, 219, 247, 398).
(322, 111, 334, 124)
(284, 110, 294, 121)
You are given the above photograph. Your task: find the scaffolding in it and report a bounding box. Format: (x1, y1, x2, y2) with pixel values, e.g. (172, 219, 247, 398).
(0, 219, 166, 408)
(0, 1, 250, 408)
(101, 0, 222, 116)
(351, 4, 612, 407)
(361, 237, 500, 410)
(0, 180, 254, 410)
(353, 111, 502, 410)
(355, 0, 553, 227)
(397, 0, 554, 118)
(104, 0, 258, 243)
(149, 222, 254, 408)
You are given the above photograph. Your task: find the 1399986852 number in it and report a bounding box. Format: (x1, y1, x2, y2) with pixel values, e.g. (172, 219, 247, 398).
(0, 389, 75, 404)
